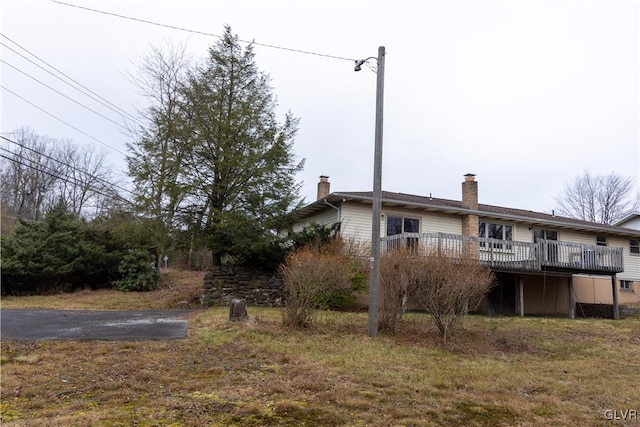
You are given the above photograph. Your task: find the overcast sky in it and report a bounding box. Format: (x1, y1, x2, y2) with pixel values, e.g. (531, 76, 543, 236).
(1, 0, 638, 213)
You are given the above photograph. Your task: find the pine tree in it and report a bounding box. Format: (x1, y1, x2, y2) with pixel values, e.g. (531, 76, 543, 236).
(128, 27, 304, 266)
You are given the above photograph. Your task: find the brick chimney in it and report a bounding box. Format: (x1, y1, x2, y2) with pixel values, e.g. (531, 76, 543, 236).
(461, 173, 479, 244)
(317, 175, 330, 200)
(462, 173, 478, 210)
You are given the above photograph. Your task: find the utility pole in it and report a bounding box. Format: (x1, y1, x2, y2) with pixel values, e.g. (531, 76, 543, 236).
(367, 46, 386, 337)
(354, 46, 386, 337)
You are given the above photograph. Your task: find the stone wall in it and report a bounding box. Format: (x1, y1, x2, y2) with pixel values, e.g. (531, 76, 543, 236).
(576, 303, 640, 319)
(201, 266, 283, 307)
(576, 303, 614, 319)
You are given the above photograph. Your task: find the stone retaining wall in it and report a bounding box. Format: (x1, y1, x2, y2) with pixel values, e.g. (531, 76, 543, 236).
(201, 266, 283, 307)
(576, 303, 640, 319)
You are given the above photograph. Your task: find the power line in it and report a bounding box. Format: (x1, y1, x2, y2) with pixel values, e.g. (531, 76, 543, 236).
(2, 60, 131, 132)
(0, 85, 128, 157)
(2, 146, 98, 194)
(0, 34, 141, 125)
(1, 135, 135, 198)
(50, 0, 357, 62)
(0, 149, 129, 205)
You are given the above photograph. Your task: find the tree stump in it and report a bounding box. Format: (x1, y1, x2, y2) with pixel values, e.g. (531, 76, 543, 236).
(229, 298, 249, 322)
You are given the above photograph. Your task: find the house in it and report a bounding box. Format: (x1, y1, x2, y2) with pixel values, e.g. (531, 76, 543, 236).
(614, 212, 640, 230)
(293, 175, 640, 318)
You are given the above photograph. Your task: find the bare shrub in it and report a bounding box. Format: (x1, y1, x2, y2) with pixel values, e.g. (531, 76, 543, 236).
(379, 248, 414, 332)
(408, 248, 495, 342)
(280, 239, 352, 328)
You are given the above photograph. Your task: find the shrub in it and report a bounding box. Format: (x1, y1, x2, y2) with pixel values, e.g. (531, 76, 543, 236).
(280, 239, 352, 328)
(112, 249, 159, 292)
(1, 204, 121, 294)
(408, 248, 495, 342)
(379, 248, 414, 332)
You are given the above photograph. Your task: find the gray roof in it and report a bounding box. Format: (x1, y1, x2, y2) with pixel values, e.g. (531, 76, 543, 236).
(298, 190, 640, 238)
(613, 212, 640, 227)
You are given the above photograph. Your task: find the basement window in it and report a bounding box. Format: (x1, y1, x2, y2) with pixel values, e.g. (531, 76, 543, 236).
(620, 280, 633, 291)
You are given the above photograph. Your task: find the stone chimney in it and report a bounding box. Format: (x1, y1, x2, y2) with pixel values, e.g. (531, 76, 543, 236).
(461, 174, 479, 251)
(317, 175, 330, 200)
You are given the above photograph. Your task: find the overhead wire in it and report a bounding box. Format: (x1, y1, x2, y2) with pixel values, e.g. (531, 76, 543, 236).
(0, 135, 135, 198)
(0, 85, 128, 157)
(0, 34, 141, 125)
(2, 60, 132, 132)
(4, 1, 364, 163)
(50, 0, 358, 62)
(0, 148, 131, 205)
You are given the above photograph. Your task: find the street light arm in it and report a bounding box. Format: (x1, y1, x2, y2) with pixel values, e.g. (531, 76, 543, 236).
(354, 56, 376, 72)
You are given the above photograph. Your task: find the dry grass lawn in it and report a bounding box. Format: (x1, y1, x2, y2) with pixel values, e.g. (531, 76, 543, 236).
(1, 270, 639, 426)
(1, 269, 204, 310)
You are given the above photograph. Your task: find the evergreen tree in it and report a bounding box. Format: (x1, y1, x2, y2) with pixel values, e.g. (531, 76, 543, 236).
(128, 27, 304, 266)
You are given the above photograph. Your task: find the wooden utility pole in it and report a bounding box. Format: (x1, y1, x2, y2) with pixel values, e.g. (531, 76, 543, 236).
(368, 46, 386, 337)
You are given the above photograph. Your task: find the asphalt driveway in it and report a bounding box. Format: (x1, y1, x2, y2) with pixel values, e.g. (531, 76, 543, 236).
(0, 309, 191, 341)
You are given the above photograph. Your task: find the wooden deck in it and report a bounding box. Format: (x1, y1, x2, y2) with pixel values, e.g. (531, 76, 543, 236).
(381, 233, 624, 274)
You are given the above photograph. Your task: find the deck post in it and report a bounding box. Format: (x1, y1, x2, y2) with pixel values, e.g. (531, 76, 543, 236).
(611, 275, 620, 320)
(567, 276, 575, 319)
(519, 276, 524, 317)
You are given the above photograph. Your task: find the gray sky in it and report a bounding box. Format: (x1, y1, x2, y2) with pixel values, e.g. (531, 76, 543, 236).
(1, 0, 638, 213)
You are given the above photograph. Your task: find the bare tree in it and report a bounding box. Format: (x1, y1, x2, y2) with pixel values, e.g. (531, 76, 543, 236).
(0, 127, 63, 221)
(126, 42, 193, 261)
(555, 170, 639, 224)
(1, 127, 119, 223)
(56, 142, 114, 219)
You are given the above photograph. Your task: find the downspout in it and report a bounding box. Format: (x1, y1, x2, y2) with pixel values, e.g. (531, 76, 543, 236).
(324, 199, 341, 224)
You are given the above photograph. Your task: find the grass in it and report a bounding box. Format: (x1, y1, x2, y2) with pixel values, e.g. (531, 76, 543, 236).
(1, 272, 639, 426)
(0, 269, 204, 310)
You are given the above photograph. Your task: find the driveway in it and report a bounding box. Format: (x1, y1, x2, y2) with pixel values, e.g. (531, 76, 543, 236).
(0, 309, 191, 341)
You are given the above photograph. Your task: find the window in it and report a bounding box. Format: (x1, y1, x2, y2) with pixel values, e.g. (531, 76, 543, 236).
(387, 215, 420, 249)
(479, 221, 512, 249)
(532, 229, 559, 263)
(596, 235, 607, 246)
(620, 280, 633, 291)
(386, 216, 419, 235)
(533, 229, 558, 241)
(630, 239, 639, 254)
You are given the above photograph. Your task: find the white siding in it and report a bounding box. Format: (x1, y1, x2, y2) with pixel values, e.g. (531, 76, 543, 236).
(512, 223, 532, 242)
(512, 225, 598, 245)
(610, 236, 640, 281)
(557, 230, 598, 245)
(422, 212, 463, 234)
(291, 208, 339, 233)
(341, 206, 464, 241)
(341, 203, 373, 242)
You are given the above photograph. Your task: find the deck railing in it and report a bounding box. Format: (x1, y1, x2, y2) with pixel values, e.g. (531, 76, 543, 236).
(380, 232, 624, 273)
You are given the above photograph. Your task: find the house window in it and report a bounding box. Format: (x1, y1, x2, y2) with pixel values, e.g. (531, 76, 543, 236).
(620, 280, 633, 291)
(387, 215, 420, 249)
(596, 235, 607, 246)
(387, 215, 419, 235)
(479, 221, 512, 248)
(630, 239, 639, 254)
